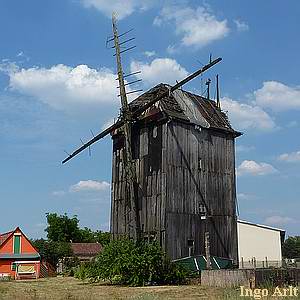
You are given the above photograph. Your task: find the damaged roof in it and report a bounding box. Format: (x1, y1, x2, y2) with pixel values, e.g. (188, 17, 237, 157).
(130, 83, 241, 136)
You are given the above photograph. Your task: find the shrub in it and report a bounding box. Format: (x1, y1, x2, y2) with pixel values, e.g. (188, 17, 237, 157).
(74, 239, 188, 286)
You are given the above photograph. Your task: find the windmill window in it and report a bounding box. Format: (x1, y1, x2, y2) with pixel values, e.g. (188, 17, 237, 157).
(199, 204, 207, 220)
(187, 239, 194, 248)
(187, 239, 195, 257)
(152, 126, 158, 138)
(198, 158, 202, 170)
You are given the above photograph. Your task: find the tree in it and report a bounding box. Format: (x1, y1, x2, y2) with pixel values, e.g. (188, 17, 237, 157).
(32, 239, 72, 266)
(79, 227, 111, 246)
(45, 213, 82, 242)
(45, 213, 111, 245)
(34, 213, 111, 269)
(282, 236, 300, 258)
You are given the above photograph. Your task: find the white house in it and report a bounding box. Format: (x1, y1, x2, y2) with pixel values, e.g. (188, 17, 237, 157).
(237, 220, 285, 268)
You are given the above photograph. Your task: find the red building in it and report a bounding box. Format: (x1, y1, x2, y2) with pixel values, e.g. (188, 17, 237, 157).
(0, 227, 40, 279)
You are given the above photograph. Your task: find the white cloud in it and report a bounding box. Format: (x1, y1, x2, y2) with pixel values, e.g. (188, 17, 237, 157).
(234, 19, 249, 32)
(166, 45, 180, 55)
(264, 215, 296, 226)
(144, 51, 156, 57)
(70, 180, 110, 192)
(237, 160, 278, 176)
(154, 6, 229, 48)
(237, 193, 256, 201)
(5, 64, 119, 112)
(254, 81, 300, 112)
(80, 0, 153, 19)
(221, 97, 276, 131)
(130, 58, 188, 87)
(278, 150, 300, 163)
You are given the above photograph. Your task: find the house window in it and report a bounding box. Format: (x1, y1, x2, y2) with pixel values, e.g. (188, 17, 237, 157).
(13, 235, 21, 254)
(11, 263, 17, 271)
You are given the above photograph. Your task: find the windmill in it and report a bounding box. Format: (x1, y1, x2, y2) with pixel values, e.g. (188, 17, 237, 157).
(62, 15, 232, 257)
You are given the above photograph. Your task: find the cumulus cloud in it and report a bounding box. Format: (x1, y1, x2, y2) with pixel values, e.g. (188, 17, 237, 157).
(237, 160, 278, 176)
(234, 19, 249, 32)
(221, 97, 276, 131)
(70, 180, 110, 192)
(278, 150, 300, 163)
(144, 51, 156, 57)
(4, 64, 119, 112)
(254, 81, 300, 112)
(131, 58, 188, 87)
(80, 0, 154, 19)
(154, 6, 229, 49)
(264, 215, 296, 226)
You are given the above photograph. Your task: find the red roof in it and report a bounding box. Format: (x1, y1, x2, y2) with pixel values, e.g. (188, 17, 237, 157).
(70, 243, 103, 257)
(0, 230, 14, 247)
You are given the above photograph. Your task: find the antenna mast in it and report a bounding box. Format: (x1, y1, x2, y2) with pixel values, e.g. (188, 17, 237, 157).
(216, 74, 221, 109)
(112, 14, 141, 240)
(206, 78, 211, 100)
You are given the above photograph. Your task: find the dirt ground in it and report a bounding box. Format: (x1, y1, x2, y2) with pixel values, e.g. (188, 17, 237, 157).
(0, 276, 236, 300)
(0, 277, 299, 300)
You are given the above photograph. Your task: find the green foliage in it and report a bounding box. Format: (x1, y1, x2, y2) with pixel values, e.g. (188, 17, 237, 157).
(74, 239, 188, 286)
(32, 238, 72, 267)
(33, 213, 111, 270)
(283, 236, 300, 258)
(45, 213, 82, 242)
(45, 213, 111, 245)
(79, 227, 111, 246)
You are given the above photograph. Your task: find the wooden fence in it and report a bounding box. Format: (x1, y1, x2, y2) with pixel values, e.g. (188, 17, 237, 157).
(201, 269, 300, 288)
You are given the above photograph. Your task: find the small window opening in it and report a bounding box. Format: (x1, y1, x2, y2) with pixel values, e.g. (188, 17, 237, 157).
(198, 158, 202, 170)
(152, 126, 158, 138)
(199, 204, 207, 220)
(187, 239, 195, 257)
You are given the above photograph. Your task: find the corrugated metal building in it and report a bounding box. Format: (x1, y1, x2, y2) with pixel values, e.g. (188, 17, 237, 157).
(238, 220, 285, 268)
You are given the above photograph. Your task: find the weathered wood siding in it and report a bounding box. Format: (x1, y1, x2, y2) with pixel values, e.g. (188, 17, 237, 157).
(110, 122, 167, 248)
(165, 121, 238, 263)
(111, 118, 238, 263)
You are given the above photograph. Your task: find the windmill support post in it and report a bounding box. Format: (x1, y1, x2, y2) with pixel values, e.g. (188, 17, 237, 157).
(112, 13, 141, 240)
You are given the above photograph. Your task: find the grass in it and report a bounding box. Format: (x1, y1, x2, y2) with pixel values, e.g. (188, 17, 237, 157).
(0, 276, 230, 300)
(0, 277, 299, 300)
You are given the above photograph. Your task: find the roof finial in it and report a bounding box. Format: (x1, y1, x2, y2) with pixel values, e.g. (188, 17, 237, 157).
(216, 74, 221, 109)
(205, 78, 211, 100)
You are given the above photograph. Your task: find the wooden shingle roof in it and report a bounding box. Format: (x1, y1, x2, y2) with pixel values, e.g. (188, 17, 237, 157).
(130, 83, 241, 136)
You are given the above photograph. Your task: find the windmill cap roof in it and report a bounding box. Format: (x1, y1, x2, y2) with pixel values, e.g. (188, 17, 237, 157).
(130, 83, 241, 136)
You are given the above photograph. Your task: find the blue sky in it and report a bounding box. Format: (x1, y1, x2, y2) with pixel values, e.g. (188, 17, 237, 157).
(0, 0, 299, 239)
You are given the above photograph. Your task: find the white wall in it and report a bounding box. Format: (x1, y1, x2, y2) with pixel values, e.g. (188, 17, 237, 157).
(237, 221, 283, 266)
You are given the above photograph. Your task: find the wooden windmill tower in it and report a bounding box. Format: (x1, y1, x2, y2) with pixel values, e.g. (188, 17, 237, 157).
(63, 16, 241, 264)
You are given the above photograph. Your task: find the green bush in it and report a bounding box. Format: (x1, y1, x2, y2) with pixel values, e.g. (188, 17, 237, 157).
(74, 239, 188, 286)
